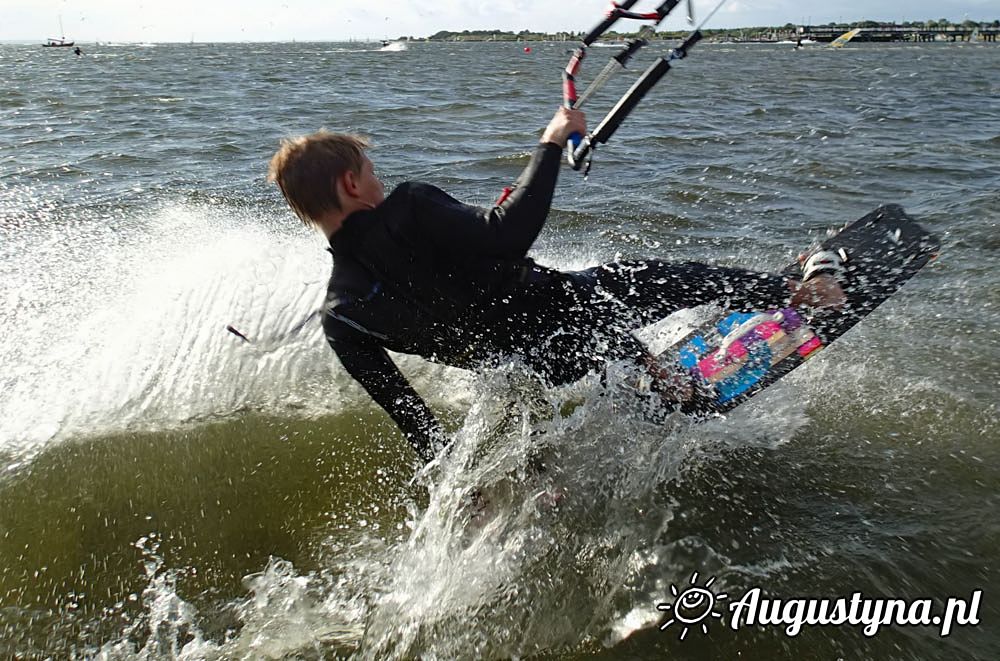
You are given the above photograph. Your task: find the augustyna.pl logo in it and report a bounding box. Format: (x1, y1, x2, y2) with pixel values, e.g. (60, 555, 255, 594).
(657, 571, 729, 640)
(656, 571, 982, 640)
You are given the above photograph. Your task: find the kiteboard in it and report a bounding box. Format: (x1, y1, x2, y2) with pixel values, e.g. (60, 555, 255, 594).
(659, 204, 940, 416)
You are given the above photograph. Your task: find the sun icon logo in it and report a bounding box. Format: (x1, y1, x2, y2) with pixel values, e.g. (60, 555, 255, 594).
(657, 571, 728, 640)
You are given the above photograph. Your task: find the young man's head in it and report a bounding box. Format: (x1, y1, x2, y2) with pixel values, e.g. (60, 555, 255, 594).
(267, 131, 384, 232)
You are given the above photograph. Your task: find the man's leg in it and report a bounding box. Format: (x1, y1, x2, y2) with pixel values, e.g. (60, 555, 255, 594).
(499, 259, 841, 406)
(497, 261, 786, 383)
(580, 259, 794, 328)
(559, 260, 800, 405)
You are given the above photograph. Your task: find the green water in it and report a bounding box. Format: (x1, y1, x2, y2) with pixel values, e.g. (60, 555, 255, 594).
(1, 40, 998, 658)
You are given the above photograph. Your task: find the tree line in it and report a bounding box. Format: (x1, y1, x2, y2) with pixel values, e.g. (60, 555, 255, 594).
(420, 19, 999, 42)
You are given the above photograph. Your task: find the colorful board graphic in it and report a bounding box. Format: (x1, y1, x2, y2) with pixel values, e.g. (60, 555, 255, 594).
(659, 205, 940, 416)
(677, 308, 824, 404)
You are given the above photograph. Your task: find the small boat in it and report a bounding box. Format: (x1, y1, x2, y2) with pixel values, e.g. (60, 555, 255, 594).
(42, 16, 74, 47)
(782, 36, 818, 49)
(378, 40, 407, 52)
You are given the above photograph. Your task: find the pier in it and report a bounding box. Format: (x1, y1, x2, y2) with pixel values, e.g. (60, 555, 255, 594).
(800, 25, 999, 43)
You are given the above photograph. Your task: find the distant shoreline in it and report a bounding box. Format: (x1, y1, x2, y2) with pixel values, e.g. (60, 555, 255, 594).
(4, 18, 998, 45)
(419, 21, 999, 44)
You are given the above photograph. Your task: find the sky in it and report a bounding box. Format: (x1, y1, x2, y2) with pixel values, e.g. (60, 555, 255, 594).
(3, 0, 997, 43)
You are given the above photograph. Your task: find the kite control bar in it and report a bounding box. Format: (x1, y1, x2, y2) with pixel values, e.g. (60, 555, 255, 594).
(574, 26, 654, 110)
(569, 29, 703, 172)
(563, 1, 683, 149)
(562, 0, 728, 174)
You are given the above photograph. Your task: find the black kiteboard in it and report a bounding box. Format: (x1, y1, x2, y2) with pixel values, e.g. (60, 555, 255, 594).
(659, 204, 940, 416)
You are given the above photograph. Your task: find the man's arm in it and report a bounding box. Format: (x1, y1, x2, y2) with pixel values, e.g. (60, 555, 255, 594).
(409, 108, 586, 260)
(328, 326, 443, 463)
(406, 142, 563, 260)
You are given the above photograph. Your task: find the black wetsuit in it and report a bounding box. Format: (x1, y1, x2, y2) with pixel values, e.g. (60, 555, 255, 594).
(323, 142, 791, 461)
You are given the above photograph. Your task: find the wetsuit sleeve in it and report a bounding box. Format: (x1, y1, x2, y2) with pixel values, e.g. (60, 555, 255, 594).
(408, 142, 564, 259)
(328, 329, 442, 463)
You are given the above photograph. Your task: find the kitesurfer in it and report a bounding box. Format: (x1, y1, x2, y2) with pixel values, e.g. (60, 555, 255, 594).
(267, 108, 845, 462)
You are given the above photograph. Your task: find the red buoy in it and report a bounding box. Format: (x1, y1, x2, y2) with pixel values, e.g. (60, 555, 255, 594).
(524, 46, 531, 53)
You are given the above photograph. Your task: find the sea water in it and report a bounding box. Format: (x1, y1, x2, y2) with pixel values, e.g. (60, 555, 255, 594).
(1, 40, 998, 659)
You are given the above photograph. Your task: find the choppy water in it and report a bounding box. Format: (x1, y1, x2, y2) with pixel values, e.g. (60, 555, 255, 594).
(1, 39, 998, 659)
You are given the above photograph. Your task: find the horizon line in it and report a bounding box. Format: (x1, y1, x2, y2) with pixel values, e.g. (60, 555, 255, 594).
(4, 17, 998, 44)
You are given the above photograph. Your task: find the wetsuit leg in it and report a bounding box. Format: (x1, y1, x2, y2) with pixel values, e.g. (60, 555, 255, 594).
(537, 260, 792, 381)
(482, 272, 616, 386)
(487, 260, 791, 387)
(582, 259, 791, 328)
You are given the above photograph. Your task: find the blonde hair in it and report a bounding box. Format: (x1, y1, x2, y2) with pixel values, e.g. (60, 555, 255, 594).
(267, 131, 370, 227)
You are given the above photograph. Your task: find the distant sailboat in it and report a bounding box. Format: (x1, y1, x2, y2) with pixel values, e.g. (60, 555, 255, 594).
(43, 16, 74, 47)
(830, 28, 861, 48)
(969, 27, 981, 43)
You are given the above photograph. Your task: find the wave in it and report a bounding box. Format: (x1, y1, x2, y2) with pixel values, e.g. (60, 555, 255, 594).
(0, 199, 352, 460)
(2, 192, 989, 659)
(77, 325, 978, 658)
